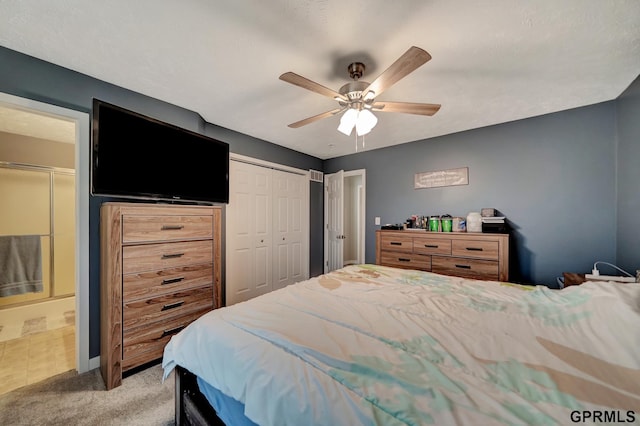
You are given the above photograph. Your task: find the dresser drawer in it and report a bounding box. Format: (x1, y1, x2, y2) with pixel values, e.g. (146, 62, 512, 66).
(122, 215, 213, 243)
(122, 309, 209, 370)
(380, 235, 413, 253)
(413, 237, 452, 255)
(432, 256, 499, 280)
(123, 285, 213, 329)
(122, 240, 213, 274)
(381, 252, 431, 271)
(451, 239, 499, 260)
(123, 263, 213, 301)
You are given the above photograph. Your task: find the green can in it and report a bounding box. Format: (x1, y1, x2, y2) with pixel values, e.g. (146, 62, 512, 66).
(429, 216, 440, 232)
(441, 218, 453, 232)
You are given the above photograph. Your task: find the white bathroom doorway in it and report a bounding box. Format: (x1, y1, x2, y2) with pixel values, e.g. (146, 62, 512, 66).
(0, 93, 90, 394)
(324, 169, 366, 273)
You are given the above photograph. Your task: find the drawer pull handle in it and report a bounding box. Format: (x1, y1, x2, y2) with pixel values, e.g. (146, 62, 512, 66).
(162, 253, 185, 259)
(455, 264, 472, 269)
(161, 301, 185, 311)
(465, 247, 484, 251)
(398, 258, 411, 262)
(161, 276, 185, 285)
(425, 244, 438, 248)
(161, 225, 184, 230)
(160, 324, 186, 338)
(390, 242, 402, 246)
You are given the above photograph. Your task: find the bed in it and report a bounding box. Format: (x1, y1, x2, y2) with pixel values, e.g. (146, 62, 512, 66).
(162, 264, 640, 425)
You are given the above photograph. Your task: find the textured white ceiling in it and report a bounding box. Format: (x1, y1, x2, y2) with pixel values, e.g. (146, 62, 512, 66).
(0, 104, 75, 144)
(1, 1, 638, 159)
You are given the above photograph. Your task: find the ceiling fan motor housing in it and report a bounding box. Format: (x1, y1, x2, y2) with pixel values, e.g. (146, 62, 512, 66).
(339, 62, 375, 108)
(339, 81, 369, 101)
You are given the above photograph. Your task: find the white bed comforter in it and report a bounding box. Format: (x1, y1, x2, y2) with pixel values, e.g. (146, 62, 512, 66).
(163, 264, 640, 425)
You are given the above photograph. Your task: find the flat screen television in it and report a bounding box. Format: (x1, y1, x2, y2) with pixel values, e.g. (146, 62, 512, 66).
(91, 99, 229, 204)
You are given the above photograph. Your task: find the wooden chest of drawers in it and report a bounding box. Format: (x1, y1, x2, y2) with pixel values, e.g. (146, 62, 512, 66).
(376, 230, 509, 281)
(100, 202, 222, 390)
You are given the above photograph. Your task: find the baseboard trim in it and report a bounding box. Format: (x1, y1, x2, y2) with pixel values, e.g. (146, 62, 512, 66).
(89, 356, 100, 371)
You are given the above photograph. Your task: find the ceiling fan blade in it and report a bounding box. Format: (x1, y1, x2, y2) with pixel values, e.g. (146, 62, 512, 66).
(287, 108, 344, 128)
(280, 72, 347, 101)
(362, 46, 432, 99)
(372, 101, 441, 116)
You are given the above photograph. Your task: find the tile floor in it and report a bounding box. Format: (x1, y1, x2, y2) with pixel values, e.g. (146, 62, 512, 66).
(0, 309, 75, 342)
(0, 314, 75, 395)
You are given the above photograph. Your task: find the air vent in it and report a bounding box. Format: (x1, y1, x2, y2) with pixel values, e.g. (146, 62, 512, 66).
(309, 169, 324, 182)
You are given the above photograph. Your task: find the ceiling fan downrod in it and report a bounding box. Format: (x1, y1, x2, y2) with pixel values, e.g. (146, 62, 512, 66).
(347, 62, 365, 80)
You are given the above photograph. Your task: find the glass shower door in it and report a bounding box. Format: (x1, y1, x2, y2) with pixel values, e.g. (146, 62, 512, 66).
(0, 167, 51, 305)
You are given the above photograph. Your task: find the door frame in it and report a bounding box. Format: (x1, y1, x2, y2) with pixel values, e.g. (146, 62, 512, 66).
(0, 92, 91, 373)
(324, 169, 366, 273)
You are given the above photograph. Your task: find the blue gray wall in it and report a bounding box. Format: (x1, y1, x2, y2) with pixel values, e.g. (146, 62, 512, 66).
(616, 75, 640, 275)
(325, 103, 619, 286)
(0, 46, 323, 358)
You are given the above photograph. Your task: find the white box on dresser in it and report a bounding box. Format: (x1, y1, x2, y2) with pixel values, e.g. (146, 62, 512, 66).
(100, 202, 222, 390)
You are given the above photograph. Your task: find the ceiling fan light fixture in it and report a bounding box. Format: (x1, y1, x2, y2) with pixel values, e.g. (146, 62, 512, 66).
(337, 108, 358, 135)
(337, 108, 378, 136)
(355, 109, 377, 136)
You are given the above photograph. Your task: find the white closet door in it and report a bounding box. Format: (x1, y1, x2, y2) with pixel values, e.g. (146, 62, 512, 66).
(226, 161, 272, 305)
(272, 169, 305, 290)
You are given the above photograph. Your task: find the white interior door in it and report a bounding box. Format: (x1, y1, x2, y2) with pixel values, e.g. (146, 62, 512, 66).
(325, 170, 344, 272)
(226, 161, 272, 305)
(272, 169, 305, 290)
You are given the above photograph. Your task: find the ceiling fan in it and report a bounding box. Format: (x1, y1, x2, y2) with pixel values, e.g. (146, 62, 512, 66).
(279, 46, 441, 137)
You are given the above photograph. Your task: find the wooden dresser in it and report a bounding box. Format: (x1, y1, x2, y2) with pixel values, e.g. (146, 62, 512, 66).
(376, 230, 509, 282)
(100, 202, 222, 390)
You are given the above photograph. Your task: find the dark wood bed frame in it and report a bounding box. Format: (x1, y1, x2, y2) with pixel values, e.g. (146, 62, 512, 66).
(175, 366, 226, 426)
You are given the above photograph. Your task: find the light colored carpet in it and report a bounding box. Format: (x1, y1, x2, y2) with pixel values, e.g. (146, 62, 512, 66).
(0, 363, 174, 426)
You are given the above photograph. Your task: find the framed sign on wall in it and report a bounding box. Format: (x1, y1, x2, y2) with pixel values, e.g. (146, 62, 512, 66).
(414, 167, 469, 189)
